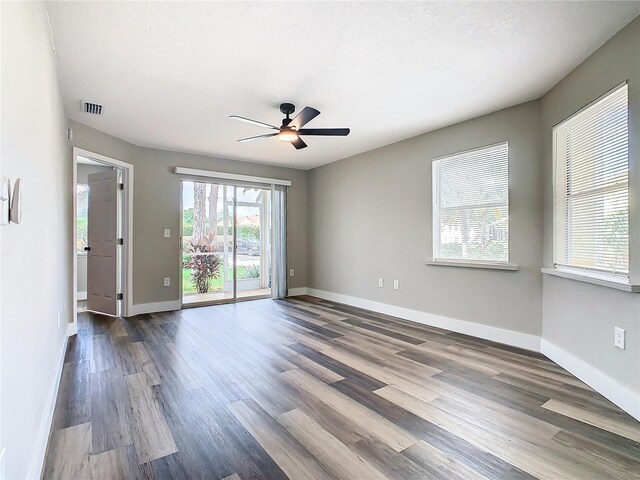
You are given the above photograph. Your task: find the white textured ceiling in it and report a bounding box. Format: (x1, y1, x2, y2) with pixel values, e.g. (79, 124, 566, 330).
(46, 1, 640, 170)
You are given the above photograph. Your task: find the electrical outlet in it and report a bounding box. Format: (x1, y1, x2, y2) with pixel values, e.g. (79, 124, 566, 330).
(163, 277, 171, 287)
(164, 229, 171, 238)
(378, 278, 384, 288)
(393, 280, 399, 290)
(614, 327, 625, 349)
(289, 269, 295, 277)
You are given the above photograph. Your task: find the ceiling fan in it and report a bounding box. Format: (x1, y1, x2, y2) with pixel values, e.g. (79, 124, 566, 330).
(230, 103, 350, 150)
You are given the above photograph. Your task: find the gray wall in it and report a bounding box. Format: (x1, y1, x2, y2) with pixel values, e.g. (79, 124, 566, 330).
(307, 101, 543, 335)
(76, 163, 113, 295)
(69, 121, 308, 306)
(541, 17, 640, 393)
(1, 2, 72, 478)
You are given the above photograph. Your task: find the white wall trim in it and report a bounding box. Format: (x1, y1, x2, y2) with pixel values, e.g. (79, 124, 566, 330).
(127, 300, 182, 316)
(541, 339, 640, 421)
(426, 260, 520, 271)
(26, 333, 69, 480)
(77, 291, 87, 301)
(305, 288, 541, 351)
(67, 321, 78, 337)
(288, 287, 307, 296)
(174, 167, 292, 186)
(541, 267, 640, 293)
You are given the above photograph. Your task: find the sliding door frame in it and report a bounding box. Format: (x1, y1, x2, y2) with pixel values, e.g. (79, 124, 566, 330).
(179, 180, 273, 308)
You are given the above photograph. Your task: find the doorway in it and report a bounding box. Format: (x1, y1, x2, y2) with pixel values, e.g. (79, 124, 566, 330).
(181, 181, 272, 305)
(72, 148, 133, 331)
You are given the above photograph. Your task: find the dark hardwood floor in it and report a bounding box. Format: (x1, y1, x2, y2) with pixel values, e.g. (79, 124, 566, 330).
(44, 296, 640, 479)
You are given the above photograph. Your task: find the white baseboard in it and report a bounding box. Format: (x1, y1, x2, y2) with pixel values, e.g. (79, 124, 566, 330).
(67, 321, 77, 336)
(541, 339, 640, 421)
(26, 332, 69, 480)
(306, 288, 541, 352)
(127, 300, 182, 316)
(288, 287, 307, 297)
(76, 291, 87, 301)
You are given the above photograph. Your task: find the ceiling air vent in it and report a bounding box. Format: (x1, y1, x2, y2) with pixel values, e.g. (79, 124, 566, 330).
(81, 100, 103, 115)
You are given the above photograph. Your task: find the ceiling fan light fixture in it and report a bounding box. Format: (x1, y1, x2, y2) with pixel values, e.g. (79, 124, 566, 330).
(278, 129, 298, 142)
(231, 104, 350, 150)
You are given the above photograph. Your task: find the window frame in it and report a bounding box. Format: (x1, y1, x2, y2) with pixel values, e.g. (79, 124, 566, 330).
(550, 82, 634, 288)
(430, 141, 518, 271)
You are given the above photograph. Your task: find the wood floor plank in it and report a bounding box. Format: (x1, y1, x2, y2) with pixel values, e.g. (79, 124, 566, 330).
(90, 445, 140, 480)
(127, 341, 162, 385)
(551, 430, 640, 479)
(342, 318, 424, 345)
(348, 438, 439, 480)
(91, 369, 133, 454)
(222, 474, 242, 480)
(277, 408, 388, 480)
(289, 342, 387, 391)
(91, 334, 116, 373)
(43, 422, 92, 480)
(282, 368, 418, 452)
(286, 352, 345, 384)
(125, 372, 178, 464)
(431, 393, 562, 442)
(542, 398, 640, 442)
(228, 399, 334, 480)
(403, 440, 489, 480)
(52, 361, 91, 430)
(333, 330, 405, 355)
(321, 341, 441, 387)
(276, 371, 370, 445)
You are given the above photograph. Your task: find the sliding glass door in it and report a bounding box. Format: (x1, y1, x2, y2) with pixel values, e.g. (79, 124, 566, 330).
(181, 181, 271, 305)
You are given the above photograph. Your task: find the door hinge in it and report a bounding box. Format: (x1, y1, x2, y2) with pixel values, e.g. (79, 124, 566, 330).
(117, 238, 124, 245)
(117, 293, 124, 300)
(118, 183, 124, 190)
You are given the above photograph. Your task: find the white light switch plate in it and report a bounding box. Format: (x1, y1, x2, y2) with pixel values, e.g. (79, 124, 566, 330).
(163, 277, 171, 287)
(393, 280, 399, 290)
(614, 327, 625, 349)
(164, 229, 171, 238)
(289, 269, 295, 277)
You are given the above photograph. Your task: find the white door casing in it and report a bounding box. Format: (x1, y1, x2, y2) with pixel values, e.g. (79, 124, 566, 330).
(87, 169, 119, 315)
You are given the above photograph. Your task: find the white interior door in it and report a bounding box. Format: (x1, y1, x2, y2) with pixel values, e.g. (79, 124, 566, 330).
(87, 169, 119, 315)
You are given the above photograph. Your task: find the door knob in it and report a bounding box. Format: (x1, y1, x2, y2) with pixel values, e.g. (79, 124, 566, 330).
(84, 246, 91, 252)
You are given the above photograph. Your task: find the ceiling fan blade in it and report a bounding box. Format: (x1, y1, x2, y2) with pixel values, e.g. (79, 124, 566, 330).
(237, 133, 278, 143)
(297, 128, 350, 136)
(289, 107, 320, 130)
(230, 115, 279, 130)
(291, 136, 307, 150)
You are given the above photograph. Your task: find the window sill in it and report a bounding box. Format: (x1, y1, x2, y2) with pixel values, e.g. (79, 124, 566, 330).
(541, 267, 640, 293)
(426, 260, 519, 271)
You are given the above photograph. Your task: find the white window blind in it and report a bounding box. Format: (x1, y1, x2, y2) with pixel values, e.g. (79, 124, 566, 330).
(553, 84, 629, 278)
(432, 142, 509, 263)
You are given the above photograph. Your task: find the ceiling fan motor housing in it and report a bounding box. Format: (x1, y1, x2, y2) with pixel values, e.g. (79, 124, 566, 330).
(279, 102, 295, 116)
